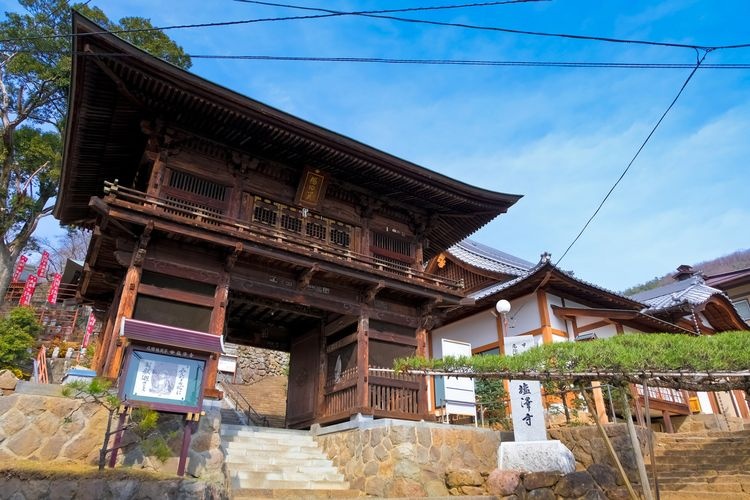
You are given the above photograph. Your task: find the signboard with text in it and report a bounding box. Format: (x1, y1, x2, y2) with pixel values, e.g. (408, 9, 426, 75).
(119, 347, 207, 413)
(506, 336, 547, 441)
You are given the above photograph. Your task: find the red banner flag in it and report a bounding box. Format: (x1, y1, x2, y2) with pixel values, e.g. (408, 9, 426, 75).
(12, 255, 28, 282)
(19, 274, 38, 306)
(82, 312, 97, 348)
(47, 273, 62, 304)
(37, 250, 50, 277)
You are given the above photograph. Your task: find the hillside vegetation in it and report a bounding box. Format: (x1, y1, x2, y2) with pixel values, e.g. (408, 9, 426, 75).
(622, 248, 750, 296)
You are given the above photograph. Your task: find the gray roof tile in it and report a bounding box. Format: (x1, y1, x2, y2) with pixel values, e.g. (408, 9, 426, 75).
(448, 239, 533, 277)
(628, 276, 726, 312)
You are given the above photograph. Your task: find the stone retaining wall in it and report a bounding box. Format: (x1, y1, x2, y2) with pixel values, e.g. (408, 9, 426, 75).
(229, 345, 289, 384)
(1, 476, 228, 499)
(314, 419, 500, 497)
(0, 392, 225, 483)
(549, 423, 650, 484)
(315, 419, 649, 497)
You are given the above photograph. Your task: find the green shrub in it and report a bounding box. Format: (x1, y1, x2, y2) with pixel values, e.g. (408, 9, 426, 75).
(0, 307, 42, 369)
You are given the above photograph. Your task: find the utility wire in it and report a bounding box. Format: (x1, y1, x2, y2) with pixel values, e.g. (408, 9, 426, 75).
(0, 0, 545, 45)
(2, 1, 750, 52)
(233, 0, 750, 51)
(67, 50, 750, 70)
(234, 0, 549, 14)
(554, 50, 711, 267)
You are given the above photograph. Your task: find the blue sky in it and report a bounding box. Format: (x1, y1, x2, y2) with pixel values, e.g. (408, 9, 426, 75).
(10, 0, 750, 291)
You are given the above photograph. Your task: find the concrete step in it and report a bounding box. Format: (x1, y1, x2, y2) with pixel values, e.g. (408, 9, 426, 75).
(224, 453, 334, 466)
(231, 477, 351, 490)
(221, 424, 310, 436)
(223, 424, 352, 497)
(227, 463, 346, 475)
(231, 470, 345, 483)
(233, 487, 364, 498)
(659, 481, 747, 493)
(660, 493, 750, 500)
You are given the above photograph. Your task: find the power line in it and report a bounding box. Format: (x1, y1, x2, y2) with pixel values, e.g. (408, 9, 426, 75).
(554, 50, 712, 267)
(1, 1, 749, 52)
(70, 50, 750, 70)
(0, 0, 547, 45)
(234, 0, 549, 14)
(233, 0, 750, 51)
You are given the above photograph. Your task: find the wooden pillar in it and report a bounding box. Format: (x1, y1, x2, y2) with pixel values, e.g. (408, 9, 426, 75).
(356, 310, 370, 411)
(494, 313, 507, 355)
(204, 270, 229, 397)
(662, 411, 674, 433)
(536, 289, 553, 345)
(592, 381, 609, 424)
(103, 224, 152, 380)
(416, 327, 429, 416)
(92, 294, 120, 373)
(316, 321, 328, 419)
(103, 264, 142, 379)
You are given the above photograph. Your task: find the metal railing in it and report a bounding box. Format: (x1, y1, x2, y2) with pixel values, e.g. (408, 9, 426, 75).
(218, 373, 270, 427)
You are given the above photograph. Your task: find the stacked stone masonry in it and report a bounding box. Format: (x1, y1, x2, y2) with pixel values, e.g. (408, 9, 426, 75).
(0, 392, 225, 482)
(228, 344, 289, 385)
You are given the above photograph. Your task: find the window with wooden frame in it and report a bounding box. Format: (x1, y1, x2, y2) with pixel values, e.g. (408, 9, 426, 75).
(371, 231, 415, 270)
(161, 169, 230, 223)
(250, 195, 354, 250)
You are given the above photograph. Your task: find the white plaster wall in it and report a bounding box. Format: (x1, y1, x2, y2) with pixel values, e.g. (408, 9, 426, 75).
(431, 311, 496, 358)
(504, 293, 541, 337)
(575, 320, 619, 339)
(546, 294, 568, 332)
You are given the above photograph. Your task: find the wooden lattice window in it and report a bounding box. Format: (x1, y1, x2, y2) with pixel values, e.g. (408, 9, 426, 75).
(330, 225, 351, 248)
(250, 195, 353, 249)
(162, 169, 229, 222)
(306, 220, 326, 241)
(372, 232, 412, 257)
(253, 200, 278, 226)
(371, 231, 414, 270)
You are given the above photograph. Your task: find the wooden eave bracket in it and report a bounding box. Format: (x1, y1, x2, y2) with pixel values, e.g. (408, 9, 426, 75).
(363, 281, 385, 305)
(296, 263, 320, 290)
(225, 243, 243, 272)
(133, 222, 154, 267)
(419, 296, 445, 330)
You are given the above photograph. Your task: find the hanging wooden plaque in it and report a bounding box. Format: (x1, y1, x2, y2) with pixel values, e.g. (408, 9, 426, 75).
(294, 167, 328, 210)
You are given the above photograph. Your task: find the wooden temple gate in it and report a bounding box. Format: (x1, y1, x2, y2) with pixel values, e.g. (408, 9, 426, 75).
(55, 14, 520, 428)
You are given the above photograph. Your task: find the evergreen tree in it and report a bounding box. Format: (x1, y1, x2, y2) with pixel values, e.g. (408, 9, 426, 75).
(0, 0, 191, 304)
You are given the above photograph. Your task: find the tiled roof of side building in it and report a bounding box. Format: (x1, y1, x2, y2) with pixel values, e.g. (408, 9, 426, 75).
(469, 259, 642, 306)
(628, 276, 726, 311)
(448, 239, 534, 277)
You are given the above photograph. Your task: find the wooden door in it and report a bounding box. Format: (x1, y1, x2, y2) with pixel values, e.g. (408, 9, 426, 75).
(286, 328, 320, 428)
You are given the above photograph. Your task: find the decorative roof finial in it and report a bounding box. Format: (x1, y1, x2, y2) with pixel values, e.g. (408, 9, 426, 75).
(540, 252, 552, 263)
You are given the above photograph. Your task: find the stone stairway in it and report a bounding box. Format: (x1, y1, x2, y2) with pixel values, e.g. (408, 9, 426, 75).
(221, 424, 362, 498)
(650, 430, 750, 499)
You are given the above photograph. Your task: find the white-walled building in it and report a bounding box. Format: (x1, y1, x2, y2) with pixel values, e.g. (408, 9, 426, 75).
(426, 240, 750, 430)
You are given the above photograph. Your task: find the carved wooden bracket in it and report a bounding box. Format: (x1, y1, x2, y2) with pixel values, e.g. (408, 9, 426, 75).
(225, 242, 243, 272)
(296, 263, 320, 290)
(357, 195, 383, 219)
(419, 296, 444, 330)
(133, 222, 154, 268)
(363, 281, 385, 306)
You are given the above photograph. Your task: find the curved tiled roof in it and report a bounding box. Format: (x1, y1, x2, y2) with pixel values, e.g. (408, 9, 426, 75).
(448, 239, 533, 277)
(629, 276, 727, 312)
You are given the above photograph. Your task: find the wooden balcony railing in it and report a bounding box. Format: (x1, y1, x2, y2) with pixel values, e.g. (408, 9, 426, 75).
(321, 366, 425, 422)
(369, 367, 421, 415)
(102, 181, 464, 291)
